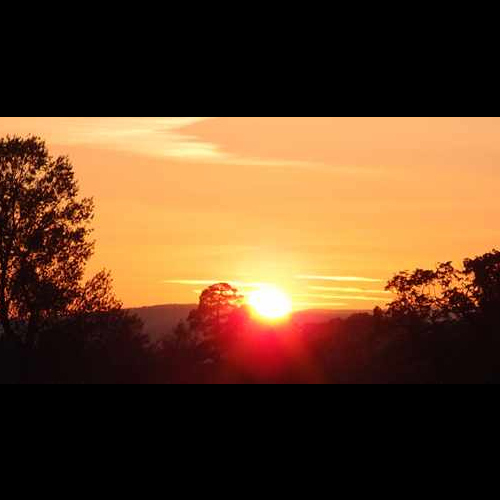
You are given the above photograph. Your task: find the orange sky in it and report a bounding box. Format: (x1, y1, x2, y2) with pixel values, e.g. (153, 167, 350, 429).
(1, 117, 499, 309)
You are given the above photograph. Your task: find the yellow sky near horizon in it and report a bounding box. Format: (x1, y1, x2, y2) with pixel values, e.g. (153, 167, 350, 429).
(1, 117, 499, 309)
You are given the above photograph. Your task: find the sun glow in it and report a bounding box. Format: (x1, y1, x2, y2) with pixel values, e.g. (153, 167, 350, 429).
(247, 286, 292, 321)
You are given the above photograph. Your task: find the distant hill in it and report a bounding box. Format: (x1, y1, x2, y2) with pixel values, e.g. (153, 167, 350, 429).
(127, 304, 369, 343)
(128, 304, 195, 342)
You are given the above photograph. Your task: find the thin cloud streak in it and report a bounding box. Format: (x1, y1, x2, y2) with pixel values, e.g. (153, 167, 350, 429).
(163, 279, 267, 289)
(309, 286, 391, 294)
(293, 302, 348, 308)
(297, 275, 384, 283)
(164, 280, 222, 286)
(295, 293, 389, 302)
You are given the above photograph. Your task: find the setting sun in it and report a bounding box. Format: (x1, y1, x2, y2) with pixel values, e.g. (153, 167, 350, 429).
(247, 286, 292, 321)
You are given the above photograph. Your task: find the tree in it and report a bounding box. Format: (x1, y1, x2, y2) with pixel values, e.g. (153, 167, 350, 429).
(379, 250, 500, 383)
(385, 262, 474, 332)
(464, 250, 500, 311)
(0, 136, 150, 383)
(187, 283, 244, 338)
(184, 283, 244, 363)
(0, 136, 96, 345)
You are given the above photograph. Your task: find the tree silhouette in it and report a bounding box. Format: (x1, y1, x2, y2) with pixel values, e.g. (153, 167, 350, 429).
(0, 136, 95, 345)
(0, 135, 149, 384)
(187, 283, 244, 344)
(464, 250, 500, 313)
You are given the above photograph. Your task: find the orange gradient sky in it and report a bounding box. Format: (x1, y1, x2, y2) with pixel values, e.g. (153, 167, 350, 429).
(1, 117, 499, 309)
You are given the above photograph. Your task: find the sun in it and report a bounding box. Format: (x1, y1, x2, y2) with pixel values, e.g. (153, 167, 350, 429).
(247, 286, 292, 321)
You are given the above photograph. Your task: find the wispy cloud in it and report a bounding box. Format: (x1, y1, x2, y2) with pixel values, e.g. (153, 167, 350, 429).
(296, 275, 384, 283)
(308, 286, 390, 294)
(0, 117, 324, 169)
(295, 293, 389, 302)
(163, 279, 267, 289)
(293, 302, 349, 308)
(164, 279, 224, 286)
(55, 117, 224, 162)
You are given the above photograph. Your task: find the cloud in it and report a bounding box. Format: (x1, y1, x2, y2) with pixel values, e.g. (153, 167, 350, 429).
(0, 117, 323, 168)
(296, 275, 384, 283)
(308, 286, 390, 294)
(293, 302, 348, 308)
(163, 279, 267, 289)
(294, 293, 389, 302)
(163, 279, 224, 286)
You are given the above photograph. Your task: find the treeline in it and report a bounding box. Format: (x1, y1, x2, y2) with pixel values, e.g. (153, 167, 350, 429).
(2, 135, 500, 384)
(4, 255, 500, 384)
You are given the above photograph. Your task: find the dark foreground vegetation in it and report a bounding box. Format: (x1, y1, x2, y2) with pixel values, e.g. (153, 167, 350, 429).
(2, 135, 500, 384)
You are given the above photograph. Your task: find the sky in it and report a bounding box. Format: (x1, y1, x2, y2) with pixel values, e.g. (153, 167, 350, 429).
(1, 117, 499, 310)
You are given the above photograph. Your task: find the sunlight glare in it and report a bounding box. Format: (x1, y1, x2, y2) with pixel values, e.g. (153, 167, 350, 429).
(247, 286, 292, 321)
